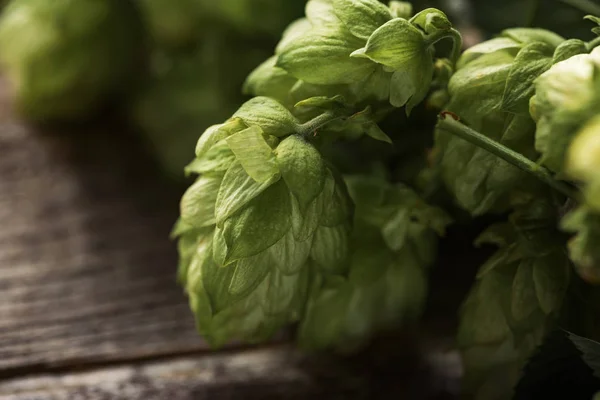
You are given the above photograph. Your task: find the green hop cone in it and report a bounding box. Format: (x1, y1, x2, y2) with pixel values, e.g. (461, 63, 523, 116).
(0, 0, 143, 121)
(561, 206, 600, 285)
(531, 46, 600, 173)
(298, 175, 451, 351)
(251, 0, 458, 112)
(566, 114, 600, 211)
(434, 28, 568, 215)
(176, 97, 354, 347)
(458, 200, 571, 399)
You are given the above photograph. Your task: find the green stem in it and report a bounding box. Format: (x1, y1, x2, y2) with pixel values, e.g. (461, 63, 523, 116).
(587, 35, 600, 51)
(426, 28, 463, 66)
(560, 0, 600, 15)
(438, 114, 582, 201)
(296, 112, 343, 138)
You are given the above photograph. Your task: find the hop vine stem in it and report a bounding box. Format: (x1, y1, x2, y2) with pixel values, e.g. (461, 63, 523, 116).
(438, 113, 582, 202)
(426, 28, 463, 66)
(587, 35, 600, 51)
(296, 112, 344, 138)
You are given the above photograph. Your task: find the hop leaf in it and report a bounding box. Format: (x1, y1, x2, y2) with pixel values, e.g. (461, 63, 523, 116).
(501, 41, 554, 115)
(277, 26, 376, 85)
(351, 18, 433, 112)
(221, 179, 292, 264)
(180, 174, 223, 228)
(275, 135, 327, 212)
(233, 96, 299, 137)
(225, 126, 280, 183)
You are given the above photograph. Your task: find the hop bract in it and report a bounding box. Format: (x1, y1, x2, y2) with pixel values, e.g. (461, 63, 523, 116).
(175, 97, 353, 346)
(0, 0, 143, 121)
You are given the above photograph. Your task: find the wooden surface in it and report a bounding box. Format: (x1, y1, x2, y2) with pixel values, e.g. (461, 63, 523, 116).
(0, 345, 461, 400)
(0, 347, 318, 400)
(0, 84, 209, 375)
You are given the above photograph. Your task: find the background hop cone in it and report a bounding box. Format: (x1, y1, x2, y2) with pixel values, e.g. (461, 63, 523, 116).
(175, 96, 353, 346)
(0, 0, 143, 121)
(434, 28, 568, 215)
(131, 34, 270, 180)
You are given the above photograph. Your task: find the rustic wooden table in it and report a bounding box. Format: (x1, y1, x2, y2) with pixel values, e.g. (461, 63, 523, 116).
(0, 83, 463, 399)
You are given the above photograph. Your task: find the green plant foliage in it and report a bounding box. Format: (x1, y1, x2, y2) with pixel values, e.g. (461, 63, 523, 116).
(434, 29, 565, 215)
(245, 0, 461, 112)
(172, 2, 600, 395)
(530, 47, 600, 173)
(298, 176, 450, 351)
(458, 201, 571, 399)
(131, 33, 270, 180)
(0, 0, 143, 121)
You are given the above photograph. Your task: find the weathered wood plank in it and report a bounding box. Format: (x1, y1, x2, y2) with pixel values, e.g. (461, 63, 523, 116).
(0, 81, 209, 374)
(0, 345, 462, 400)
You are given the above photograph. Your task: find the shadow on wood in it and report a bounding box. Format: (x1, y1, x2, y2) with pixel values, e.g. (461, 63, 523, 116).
(0, 79, 209, 375)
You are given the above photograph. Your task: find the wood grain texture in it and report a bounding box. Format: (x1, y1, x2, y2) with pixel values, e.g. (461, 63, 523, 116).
(0, 347, 315, 400)
(0, 81, 209, 375)
(0, 345, 462, 400)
